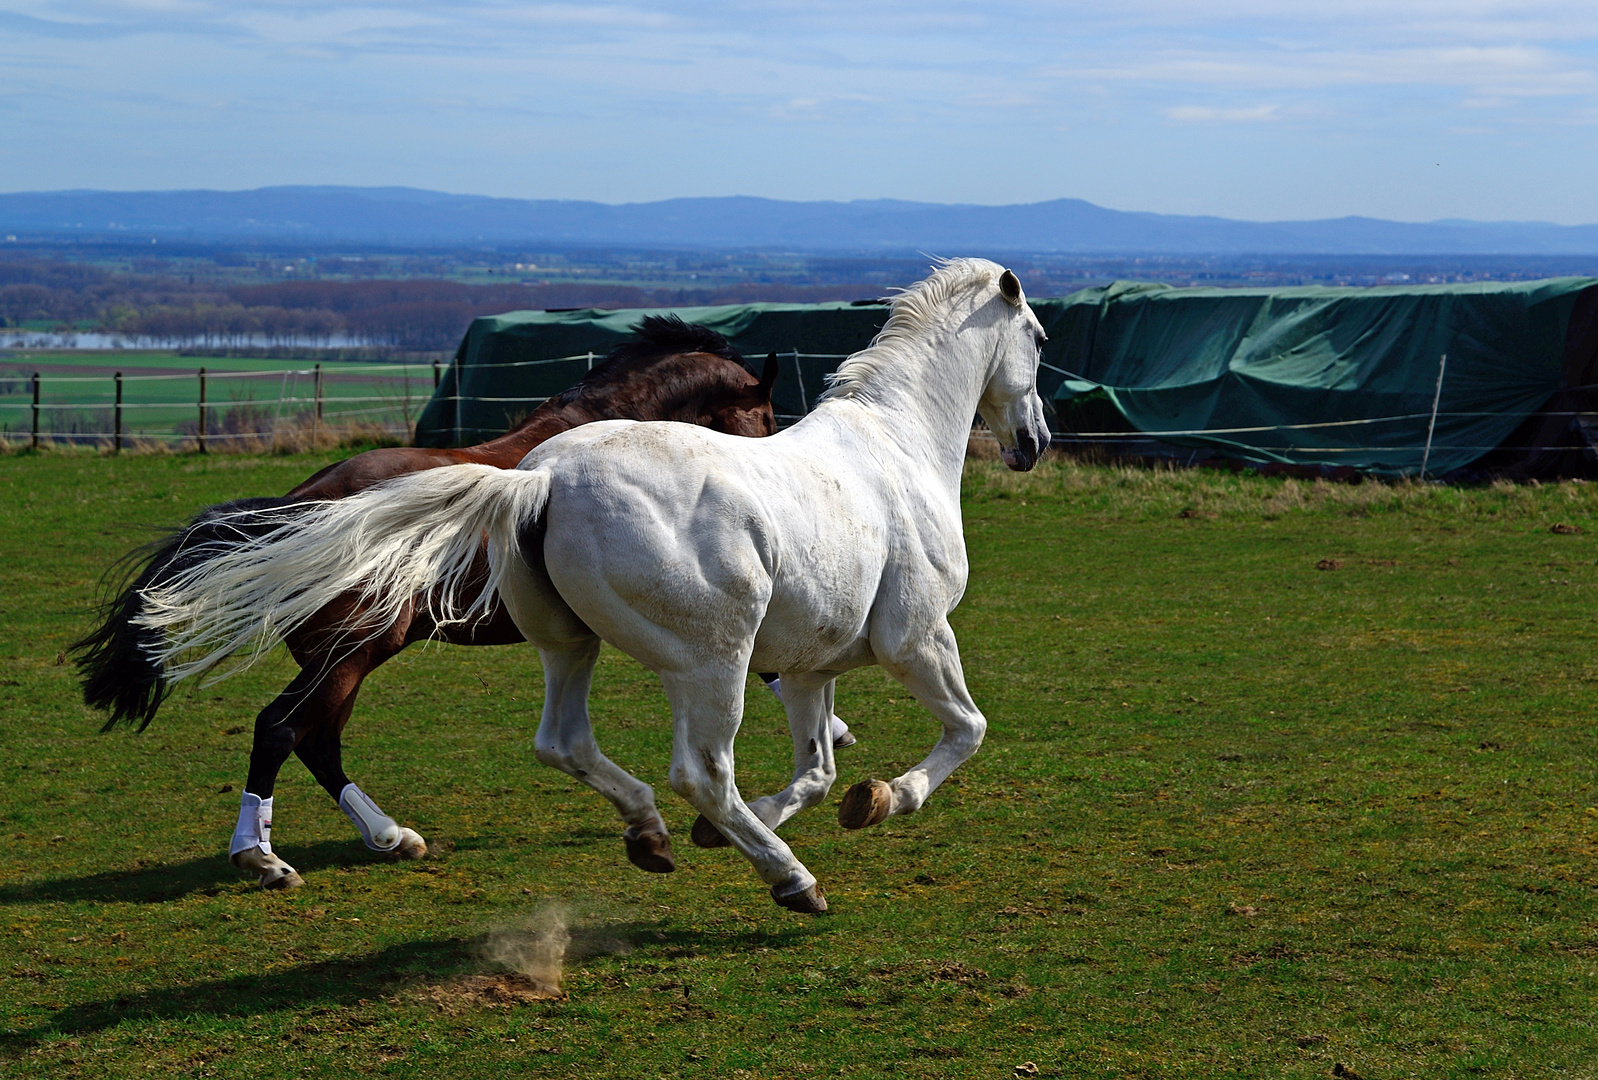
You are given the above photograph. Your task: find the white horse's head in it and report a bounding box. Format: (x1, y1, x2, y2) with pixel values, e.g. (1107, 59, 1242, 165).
(977, 268, 1050, 472)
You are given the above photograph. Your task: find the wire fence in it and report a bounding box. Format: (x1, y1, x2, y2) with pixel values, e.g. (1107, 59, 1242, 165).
(6, 351, 1594, 478)
(0, 360, 445, 451)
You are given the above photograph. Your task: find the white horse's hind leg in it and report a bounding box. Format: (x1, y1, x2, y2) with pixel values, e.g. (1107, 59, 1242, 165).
(534, 639, 676, 873)
(693, 675, 837, 848)
(661, 667, 826, 913)
(840, 621, 986, 829)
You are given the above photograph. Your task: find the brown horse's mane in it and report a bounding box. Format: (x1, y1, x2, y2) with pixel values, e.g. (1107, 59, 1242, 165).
(547, 315, 752, 413)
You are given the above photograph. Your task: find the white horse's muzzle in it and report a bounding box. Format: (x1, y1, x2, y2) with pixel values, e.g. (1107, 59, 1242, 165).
(998, 395, 1050, 472)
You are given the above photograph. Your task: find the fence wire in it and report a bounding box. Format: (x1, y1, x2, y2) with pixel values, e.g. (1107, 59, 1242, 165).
(5, 357, 1597, 470)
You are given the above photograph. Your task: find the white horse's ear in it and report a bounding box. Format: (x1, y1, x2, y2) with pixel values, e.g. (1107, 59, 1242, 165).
(999, 269, 1022, 306)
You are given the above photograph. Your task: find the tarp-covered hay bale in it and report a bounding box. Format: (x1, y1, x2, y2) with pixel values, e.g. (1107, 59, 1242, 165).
(415, 278, 1598, 479)
(1042, 278, 1598, 479)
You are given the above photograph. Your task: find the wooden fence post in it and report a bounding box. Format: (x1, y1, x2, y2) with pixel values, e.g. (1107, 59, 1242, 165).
(433, 360, 442, 389)
(30, 372, 39, 450)
(198, 367, 207, 453)
(113, 371, 123, 454)
(314, 362, 323, 445)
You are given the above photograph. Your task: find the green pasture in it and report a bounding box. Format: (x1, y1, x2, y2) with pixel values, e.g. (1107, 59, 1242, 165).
(1, 449, 1596, 1078)
(0, 353, 437, 442)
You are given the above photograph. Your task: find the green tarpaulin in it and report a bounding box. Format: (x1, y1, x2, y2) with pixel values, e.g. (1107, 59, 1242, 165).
(414, 279, 1598, 478)
(415, 301, 897, 445)
(1041, 278, 1598, 477)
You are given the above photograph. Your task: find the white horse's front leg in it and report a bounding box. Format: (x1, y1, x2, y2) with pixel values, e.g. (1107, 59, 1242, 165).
(534, 640, 676, 873)
(661, 668, 826, 913)
(839, 621, 986, 829)
(692, 675, 837, 848)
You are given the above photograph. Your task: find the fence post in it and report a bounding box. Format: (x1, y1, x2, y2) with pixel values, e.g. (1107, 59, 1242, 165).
(791, 348, 807, 413)
(433, 359, 442, 389)
(113, 371, 123, 453)
(1420, 353, 1447, 480)
(314, 362, 323, 446)
(587, 351, 594, 371)
(198, 367, 207, 453)
(31, 372, 39, 451)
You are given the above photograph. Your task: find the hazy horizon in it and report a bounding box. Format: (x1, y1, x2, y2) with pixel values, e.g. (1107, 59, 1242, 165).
(0, 185, 1592, 230)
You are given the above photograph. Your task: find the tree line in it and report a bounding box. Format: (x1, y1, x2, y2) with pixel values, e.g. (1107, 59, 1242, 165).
(0, 261, 875, 352)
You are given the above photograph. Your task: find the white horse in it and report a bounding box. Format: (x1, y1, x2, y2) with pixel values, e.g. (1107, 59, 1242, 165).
(138, 258, 1051, 912)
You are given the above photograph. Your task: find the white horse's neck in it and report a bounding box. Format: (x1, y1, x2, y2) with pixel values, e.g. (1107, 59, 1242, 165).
(818, 281, 998, 489)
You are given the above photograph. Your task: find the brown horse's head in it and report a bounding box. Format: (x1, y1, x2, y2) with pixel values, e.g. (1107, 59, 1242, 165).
(700, 350, 779, 438)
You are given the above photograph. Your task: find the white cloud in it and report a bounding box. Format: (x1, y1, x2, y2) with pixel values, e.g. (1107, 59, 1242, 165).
(1165, 104, 1278, 123)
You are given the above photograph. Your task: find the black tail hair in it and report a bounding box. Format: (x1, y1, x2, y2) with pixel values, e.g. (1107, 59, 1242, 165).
(71, 496, 309, 731)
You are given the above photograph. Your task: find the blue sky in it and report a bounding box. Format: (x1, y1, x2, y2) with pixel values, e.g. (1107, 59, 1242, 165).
(4, 1, 1598, 223)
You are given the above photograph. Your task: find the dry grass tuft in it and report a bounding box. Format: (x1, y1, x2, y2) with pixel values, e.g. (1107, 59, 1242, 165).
(959, 450, 1589, 523)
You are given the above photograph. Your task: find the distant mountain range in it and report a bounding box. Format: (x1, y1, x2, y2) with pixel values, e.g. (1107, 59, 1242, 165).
(4, 186, 1598, 255)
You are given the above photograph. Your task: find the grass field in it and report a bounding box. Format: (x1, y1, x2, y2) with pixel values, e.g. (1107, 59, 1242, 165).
(2, 448, 1596, 1079)
(0, 353, 438, 445)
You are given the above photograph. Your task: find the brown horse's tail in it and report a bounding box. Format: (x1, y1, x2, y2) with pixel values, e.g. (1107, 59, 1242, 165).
(71, 496, 309, 731)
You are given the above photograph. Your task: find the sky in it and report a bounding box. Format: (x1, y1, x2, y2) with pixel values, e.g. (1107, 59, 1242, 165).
(3, 2, 1598, 223)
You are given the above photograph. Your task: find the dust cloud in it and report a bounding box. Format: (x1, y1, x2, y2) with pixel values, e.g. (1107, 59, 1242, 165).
(480, 905, 572, 995)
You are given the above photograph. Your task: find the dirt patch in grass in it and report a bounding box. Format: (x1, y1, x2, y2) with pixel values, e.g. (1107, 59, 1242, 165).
(430, 973, 565, 1008)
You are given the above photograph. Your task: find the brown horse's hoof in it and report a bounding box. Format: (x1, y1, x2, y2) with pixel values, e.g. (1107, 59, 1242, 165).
(689, 814, 731, 849)
(391, 828, 428, 861)
(772, 881, 828, 914)
(623, 825, 677, 873)
(232, 847, 304, 891)
(837, 779, 893, 830)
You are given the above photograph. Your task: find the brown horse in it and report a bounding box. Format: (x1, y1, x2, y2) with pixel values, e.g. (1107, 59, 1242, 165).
(74, 316, 777, 889)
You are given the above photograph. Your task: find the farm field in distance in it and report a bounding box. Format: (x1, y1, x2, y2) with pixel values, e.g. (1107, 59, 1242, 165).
(1, 449, 1596, 1078)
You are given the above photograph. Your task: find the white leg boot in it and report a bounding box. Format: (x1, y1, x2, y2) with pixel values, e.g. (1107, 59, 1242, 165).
(338, 784, 427, 859)
(230, 792, 304, 890)
(765, 676, 856, 750)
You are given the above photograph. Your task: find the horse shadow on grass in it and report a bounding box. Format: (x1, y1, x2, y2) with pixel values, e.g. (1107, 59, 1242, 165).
(0, 840, 404, 906)
(6, 920, 824, 1043)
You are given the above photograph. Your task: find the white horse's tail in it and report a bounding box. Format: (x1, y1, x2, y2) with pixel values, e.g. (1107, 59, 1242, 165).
(134, 463, 552, 685)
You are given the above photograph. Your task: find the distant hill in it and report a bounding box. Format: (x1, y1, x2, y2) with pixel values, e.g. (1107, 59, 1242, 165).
(5, 186, 1598, 255)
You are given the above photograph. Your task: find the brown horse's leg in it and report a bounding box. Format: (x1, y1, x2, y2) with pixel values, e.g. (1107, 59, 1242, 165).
(230, 603, 425, 891)
(288, 617, 428, 861)
(231, 665, 330, 890)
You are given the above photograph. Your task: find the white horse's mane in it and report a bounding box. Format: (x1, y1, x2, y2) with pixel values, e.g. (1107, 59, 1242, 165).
(821, 257, 1002, 404)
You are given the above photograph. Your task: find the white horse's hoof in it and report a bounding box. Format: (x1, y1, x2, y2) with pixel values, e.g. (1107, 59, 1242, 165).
(689, 814, 731, 849)
(772, 880, 828, 914)
(838, 778, 893, 830)
(390, 828, 428, 860)
(231, 846, 304, 890)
